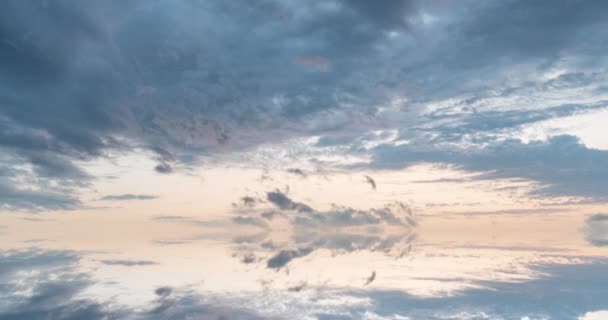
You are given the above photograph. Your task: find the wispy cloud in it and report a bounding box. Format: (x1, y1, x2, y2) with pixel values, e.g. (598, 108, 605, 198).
(99, 194, 159, 201)
(99, 259, 159, 267)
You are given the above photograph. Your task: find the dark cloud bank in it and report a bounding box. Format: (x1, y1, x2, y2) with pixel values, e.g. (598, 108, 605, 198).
(2, 0, 608, 210)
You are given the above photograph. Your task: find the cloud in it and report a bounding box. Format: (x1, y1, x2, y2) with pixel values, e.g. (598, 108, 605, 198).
(0, 248, 275, 320)
(233, 196, 261, 208)
(332, 259, 608, 320)
(228, 190, 417, 270)
(266, 190, 313, 213)
(154, 162, 173, 174)
(579, 311, 608, 320)
(584, 214, 608, 247)
(0, 248, 78, 278)
(267, 248, 314, 270)
(3, 0, 608, 210)
(415, 102, 608, 143)
(232, 216, 270, 229)
(262, 190, 415, 228)
(99, 259, 159, 267)
(150, 190, 416, 271)
(370, 135, 608, 200)
(287, 282, 308, 293)
(0, 0, 422, 210)
(99, 194, 159, 201)
(286, 168, 308, 178)
(0, 178, 80, 211)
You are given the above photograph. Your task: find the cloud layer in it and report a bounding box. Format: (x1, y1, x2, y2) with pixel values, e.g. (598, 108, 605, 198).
(2, 0, 608, 209)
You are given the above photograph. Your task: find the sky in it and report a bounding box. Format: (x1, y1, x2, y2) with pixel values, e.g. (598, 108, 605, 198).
(1, 0, 608, 319)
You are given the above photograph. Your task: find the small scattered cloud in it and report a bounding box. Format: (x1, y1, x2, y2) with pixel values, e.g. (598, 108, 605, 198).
(267, 248, 314, 270)
(99, 194, 159, 201)
(154, 162, 173, 174)
(99, 259, 159, 267)
(286, 168, 308, 178)
(266, 190, 313, 213)
(287, 281, 308, 292)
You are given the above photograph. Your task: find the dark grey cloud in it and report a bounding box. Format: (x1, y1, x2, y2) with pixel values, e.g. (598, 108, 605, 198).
(0, 248, 78, 278)
(267, 248, 314, 270)
(412, 101, 608, 144)
(370, 135, 608, 199)
(100, 259, 158, 267)
(0, 178, 80, 211)
(287, 282, 307, 292)
(239, 253, 258, 265)
(399, 0, 608, 100)
(233, 196, 261, 208)
(286, 168, 308, 178)
(584, 214, 608, 247)
(0, 0, 423, 210)
(3, 0, 608, 210)
(154, 162, 173, 174)
(99, 194, 158, 201)
(266, 190, 313, 213)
